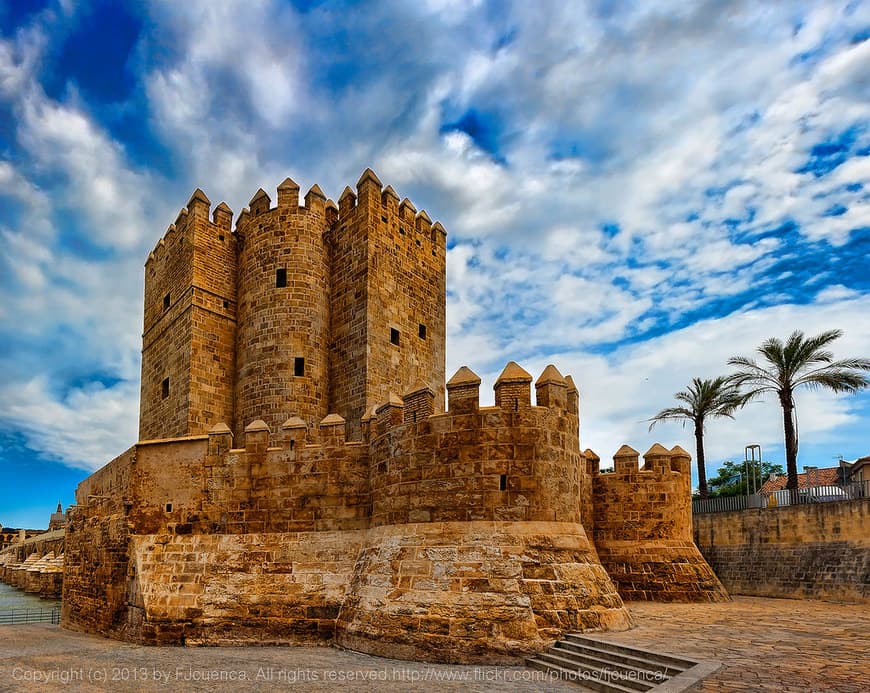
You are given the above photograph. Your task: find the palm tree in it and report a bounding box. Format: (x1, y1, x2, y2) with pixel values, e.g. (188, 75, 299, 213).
(648, 376, 747, 499)
(728, 330, 870, 492)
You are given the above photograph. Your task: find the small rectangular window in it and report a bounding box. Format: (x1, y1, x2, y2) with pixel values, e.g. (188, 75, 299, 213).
(165, 503, 172, 512)
(162, 377, 170, 399)
(276, 268, 287, 287)
(499, 474, 507, 491)
(294, 357, 305, 376)
(163, 293, 170, 310)
(390, 328, 400, 346)
(418, 324, 426, 339)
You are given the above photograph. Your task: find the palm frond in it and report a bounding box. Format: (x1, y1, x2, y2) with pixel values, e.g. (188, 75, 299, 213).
(647, 406, 694, 431)
(794, 370, 870, 393)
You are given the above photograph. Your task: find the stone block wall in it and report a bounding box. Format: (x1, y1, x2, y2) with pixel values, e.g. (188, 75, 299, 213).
(140, 190, 237, 441)
(63, 361, 721, 660)
(369, 404, 582, 526)
(694, 499, 870, 603)
(335, 521, 630, 664)
(126, 530, 364, 645)
(234, 183, 330, 437)
(61, 510, 131, 639)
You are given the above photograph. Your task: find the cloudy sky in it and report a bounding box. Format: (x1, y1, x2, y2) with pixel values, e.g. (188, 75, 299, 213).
(1, 0, 868, 528)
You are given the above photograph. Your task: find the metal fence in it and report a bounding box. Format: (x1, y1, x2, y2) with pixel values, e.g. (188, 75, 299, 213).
(693, 479, 870, 515)
(0, 607, 60, 625)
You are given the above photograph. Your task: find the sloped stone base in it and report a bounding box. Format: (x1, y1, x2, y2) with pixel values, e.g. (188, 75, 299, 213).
(596, 540, 730, 602)
(335, 521, 631, 664)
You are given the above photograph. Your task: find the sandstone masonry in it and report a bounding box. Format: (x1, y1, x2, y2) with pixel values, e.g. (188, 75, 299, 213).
(63, 170, 727, 662)
(139, 169, 445, 444)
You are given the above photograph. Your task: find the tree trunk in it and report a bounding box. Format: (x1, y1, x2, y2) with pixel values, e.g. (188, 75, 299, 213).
(694, 420, 708, 499)
(780, 391, 798, 492)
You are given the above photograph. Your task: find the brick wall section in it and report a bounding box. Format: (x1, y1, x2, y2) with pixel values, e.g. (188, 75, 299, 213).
(187, 195, 237, 436)
(362, 174, 447, 421)
(61, 509, 131, 639)
(326, 172, 446, 441)
(140, 211, 194, 440)
(694, 500, 870, 603)
(369, 404, 582, 526)
(128, 531, 363, 645)
(591, 445, 729, 602)
(326, 186, 370, 441)
(494, 382, 532, 411)
(140, 192, 237, 440)
(234, 187, 330, 437)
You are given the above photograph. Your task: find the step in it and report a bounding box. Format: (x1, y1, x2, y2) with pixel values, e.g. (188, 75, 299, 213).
(540, 648, 668, 690)
(527, 635, 720, 692)
(564, 634, 699, 669)
(527, 656, 649, 693)
(554, 640, 683, 677)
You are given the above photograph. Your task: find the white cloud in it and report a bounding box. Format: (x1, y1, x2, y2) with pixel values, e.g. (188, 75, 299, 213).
(544, 293, 870, 477)
(0, 377, 138, 472)
(1, 0, 869, 481)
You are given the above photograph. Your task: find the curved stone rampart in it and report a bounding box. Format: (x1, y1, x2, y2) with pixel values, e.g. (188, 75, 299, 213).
(369, 405, 582, 527)
(591, 444, 729, 602)
(334, 521, 630, 663)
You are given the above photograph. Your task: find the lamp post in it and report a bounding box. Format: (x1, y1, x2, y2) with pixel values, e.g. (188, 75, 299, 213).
(745, 444, 762, 498)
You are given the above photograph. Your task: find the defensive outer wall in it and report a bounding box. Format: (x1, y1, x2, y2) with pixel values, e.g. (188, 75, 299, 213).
(62, 171, 727, 663)
(694, 500, 870, 603)
(63, 365, 727, 661)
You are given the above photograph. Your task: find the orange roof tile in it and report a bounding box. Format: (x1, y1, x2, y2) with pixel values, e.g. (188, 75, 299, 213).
(760, 466, 841, 494)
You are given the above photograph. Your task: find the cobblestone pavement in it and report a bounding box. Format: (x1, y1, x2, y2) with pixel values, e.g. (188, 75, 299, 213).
(0, 597, 867, 692)
(600, 597, 870, 692)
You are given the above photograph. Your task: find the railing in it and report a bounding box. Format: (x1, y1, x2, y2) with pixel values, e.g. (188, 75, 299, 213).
(0, 607, 60, 625)
(693, 479, 870, 514)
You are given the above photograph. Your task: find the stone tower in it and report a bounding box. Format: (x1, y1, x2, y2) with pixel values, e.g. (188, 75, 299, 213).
(138, 170, 446, 442)
(327, 169, 446, 440)
(139, 189, 237, 441)
(233, 181, 331, 436)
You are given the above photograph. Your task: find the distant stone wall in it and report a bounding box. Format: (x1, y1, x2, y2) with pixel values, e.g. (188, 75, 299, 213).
(694, 499, 870, 603)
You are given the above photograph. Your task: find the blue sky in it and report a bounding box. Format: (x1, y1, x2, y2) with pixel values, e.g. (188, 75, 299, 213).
(1, 1, 869, 528)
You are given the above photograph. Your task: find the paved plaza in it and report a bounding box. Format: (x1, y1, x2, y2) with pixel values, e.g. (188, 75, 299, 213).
(0, 597, 867, 692)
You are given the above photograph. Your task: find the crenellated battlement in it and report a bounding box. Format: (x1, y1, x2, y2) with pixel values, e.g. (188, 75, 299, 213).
(223, 169, 447, 252)
(145, 189, 235, 267)
(327, 168, 447, 251)
(233, 178, 328, 237)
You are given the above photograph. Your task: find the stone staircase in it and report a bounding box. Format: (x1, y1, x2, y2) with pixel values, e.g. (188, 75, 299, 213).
(526, 634, 720, 692)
